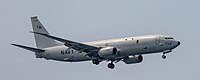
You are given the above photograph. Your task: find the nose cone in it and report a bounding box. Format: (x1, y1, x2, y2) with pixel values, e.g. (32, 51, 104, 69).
(171, 41, 180, 49)
(177, 41, 181, 46)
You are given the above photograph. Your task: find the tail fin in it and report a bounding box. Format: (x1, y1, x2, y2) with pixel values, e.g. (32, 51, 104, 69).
(31, 16, 60, 48)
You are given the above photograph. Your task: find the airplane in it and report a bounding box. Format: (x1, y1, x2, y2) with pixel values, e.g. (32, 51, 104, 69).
(12, 16, 180, 69)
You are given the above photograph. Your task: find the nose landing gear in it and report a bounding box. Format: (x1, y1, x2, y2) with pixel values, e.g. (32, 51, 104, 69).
(162, 54, 166, 59)
(162, 49, 172, 59)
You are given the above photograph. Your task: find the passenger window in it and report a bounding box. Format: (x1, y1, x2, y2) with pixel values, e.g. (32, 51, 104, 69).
(165, 37, 174, 39)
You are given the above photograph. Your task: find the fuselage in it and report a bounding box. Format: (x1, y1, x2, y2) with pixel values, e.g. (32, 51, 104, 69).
(36, 35, 180, 62)
(11, 16, 181, 69)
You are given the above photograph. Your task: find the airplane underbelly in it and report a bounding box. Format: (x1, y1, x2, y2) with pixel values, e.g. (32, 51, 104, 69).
(67, 54, 90, 62)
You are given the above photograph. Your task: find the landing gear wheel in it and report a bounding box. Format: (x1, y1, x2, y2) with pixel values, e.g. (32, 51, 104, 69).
(92, 59, 99, 65)
(107, 63, 115, 69)
(162, 55, 166, 59)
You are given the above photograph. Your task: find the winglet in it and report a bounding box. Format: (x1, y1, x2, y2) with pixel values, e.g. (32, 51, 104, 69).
(11, 43, 45, 53)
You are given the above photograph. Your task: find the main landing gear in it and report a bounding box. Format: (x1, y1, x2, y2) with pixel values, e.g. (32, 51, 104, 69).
(92, 59, 116, 69)
(92, 59, 115, 69)
(107, 60, 116, 69)
(92, 59, 100, 65)
(162, 49, 172, 59)
(107, 62, 115, 69)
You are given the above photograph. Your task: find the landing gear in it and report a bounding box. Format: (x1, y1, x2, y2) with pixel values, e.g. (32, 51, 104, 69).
(92, 59, 100, 65)
(107, 63, 115, 69)
(162, 49, 172, 59)
(162, 54, 166, 59)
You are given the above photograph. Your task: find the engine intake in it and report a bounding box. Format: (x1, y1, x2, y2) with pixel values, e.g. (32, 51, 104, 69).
(98, 47, 118, 58)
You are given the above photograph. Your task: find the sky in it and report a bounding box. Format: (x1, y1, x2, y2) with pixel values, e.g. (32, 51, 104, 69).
(0, 0, 199, 80)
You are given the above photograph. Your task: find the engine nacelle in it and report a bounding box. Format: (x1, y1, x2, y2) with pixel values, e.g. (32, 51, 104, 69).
(123, 55, 143, 64)
(98, 47, 118, 58)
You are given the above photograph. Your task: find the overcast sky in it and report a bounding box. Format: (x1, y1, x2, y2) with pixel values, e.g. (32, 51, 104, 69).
(0, 0, 199, 80)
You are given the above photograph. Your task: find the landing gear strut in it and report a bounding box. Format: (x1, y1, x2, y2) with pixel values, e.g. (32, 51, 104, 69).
(162, 49, 172, 59)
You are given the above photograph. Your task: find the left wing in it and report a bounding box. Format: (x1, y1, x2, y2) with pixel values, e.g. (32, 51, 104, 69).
(31, 32, 100, 57)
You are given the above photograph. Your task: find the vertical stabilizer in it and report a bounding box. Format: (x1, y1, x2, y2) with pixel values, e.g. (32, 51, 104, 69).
(31, 16, 60, 48)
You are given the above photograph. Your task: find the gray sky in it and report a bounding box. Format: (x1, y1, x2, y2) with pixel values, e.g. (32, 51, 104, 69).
(0, 0, 199, 80)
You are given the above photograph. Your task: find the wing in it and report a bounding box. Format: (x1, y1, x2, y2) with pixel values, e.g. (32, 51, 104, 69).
(31, 32, 100, 57)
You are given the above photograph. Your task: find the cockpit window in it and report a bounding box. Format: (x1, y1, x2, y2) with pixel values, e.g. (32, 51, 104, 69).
(165, 37, 174, 39)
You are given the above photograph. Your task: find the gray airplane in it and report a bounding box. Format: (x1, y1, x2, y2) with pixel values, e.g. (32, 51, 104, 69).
(12, 16, 180, 69)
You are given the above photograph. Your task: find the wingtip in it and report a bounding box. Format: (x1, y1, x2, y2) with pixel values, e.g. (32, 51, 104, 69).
(11, 43, 20, 47)
(11, 43, 16, 45)
(11, 43, 20, 48)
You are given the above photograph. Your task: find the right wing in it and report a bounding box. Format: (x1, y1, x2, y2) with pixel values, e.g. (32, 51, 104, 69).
(31, 32, 100, 57)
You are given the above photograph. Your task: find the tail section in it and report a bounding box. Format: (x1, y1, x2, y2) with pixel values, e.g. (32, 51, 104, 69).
(31, 16, 60, 48)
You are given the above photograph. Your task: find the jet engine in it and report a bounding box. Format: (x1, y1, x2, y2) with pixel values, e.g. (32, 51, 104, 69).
(123, 55, 143, 64)
(98, 47, 118, 58)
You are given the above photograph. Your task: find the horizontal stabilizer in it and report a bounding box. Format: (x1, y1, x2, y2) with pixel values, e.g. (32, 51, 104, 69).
(11, 43, 45, 53)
